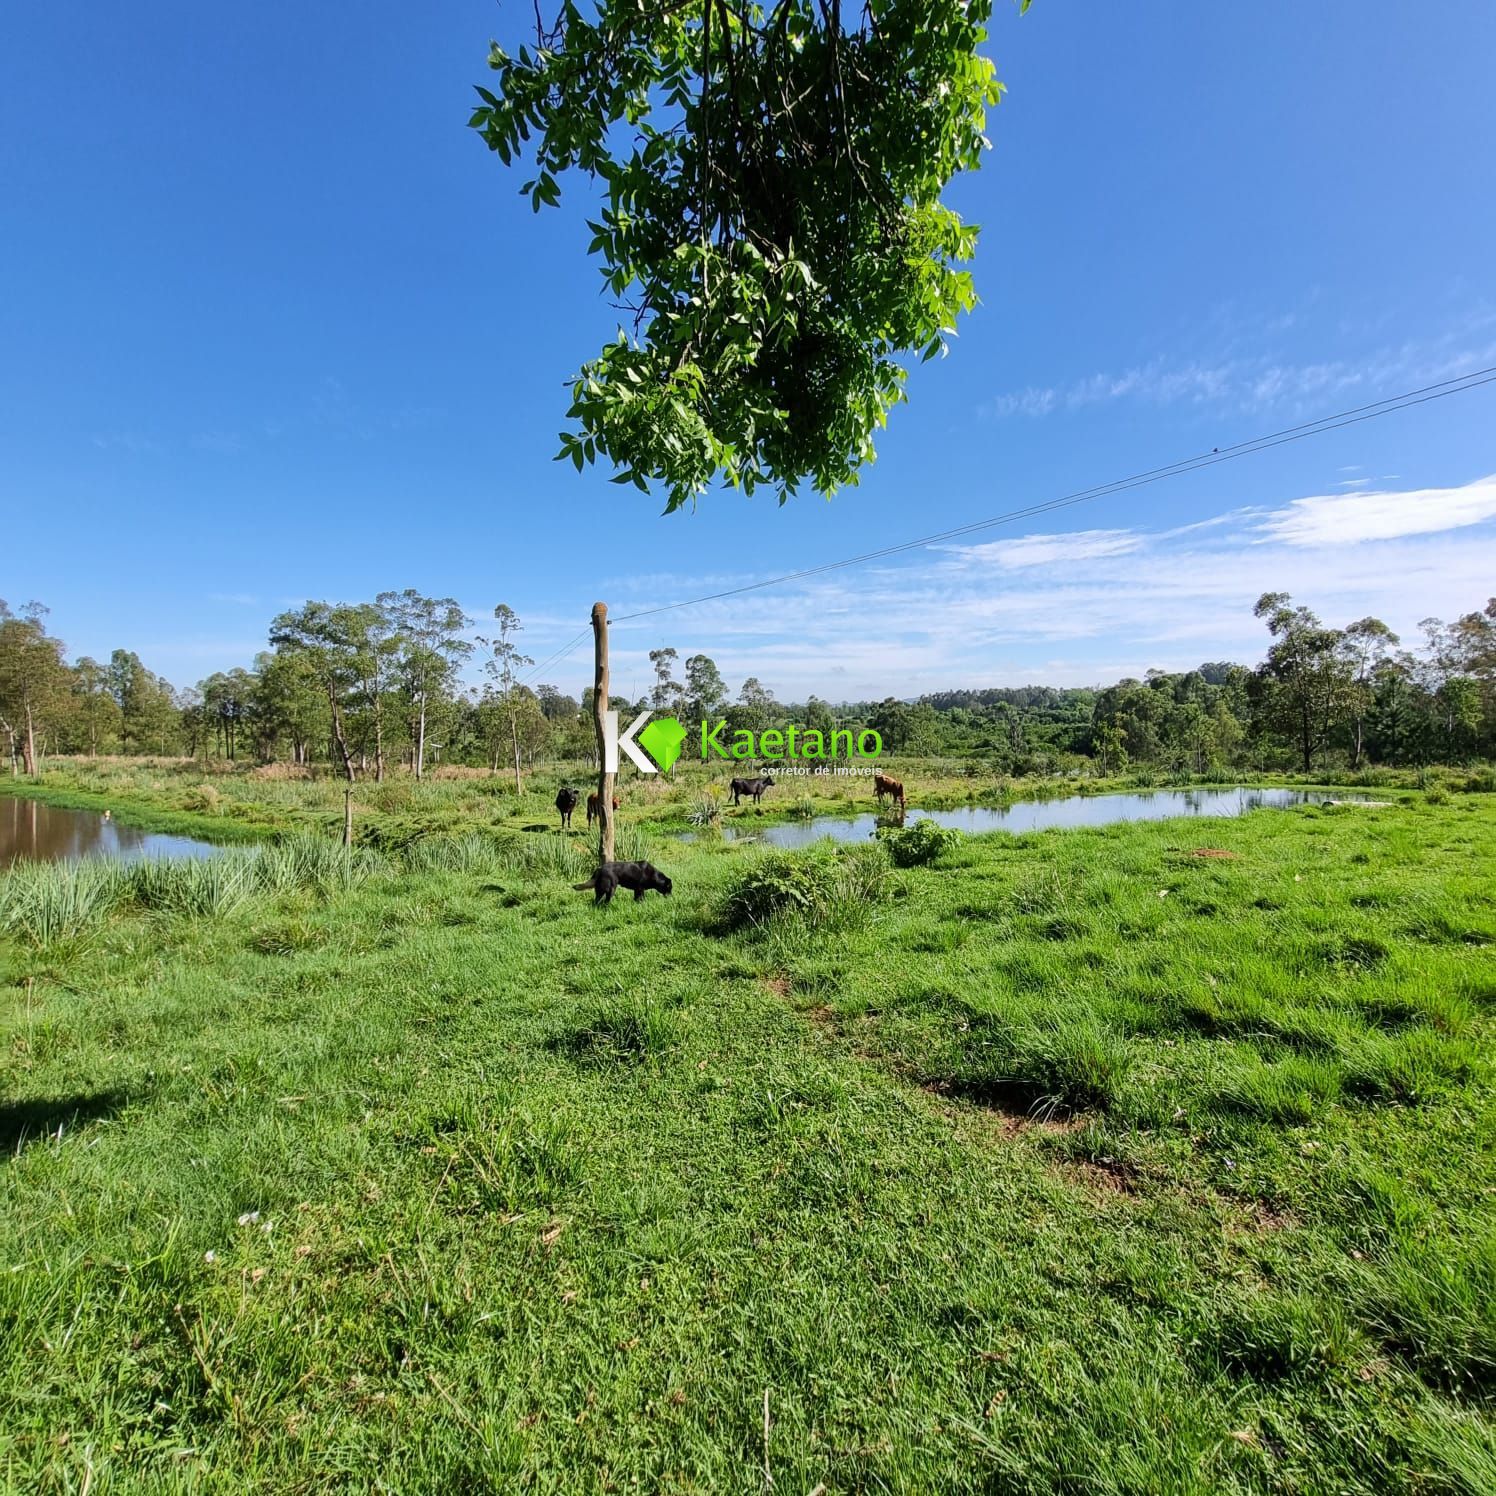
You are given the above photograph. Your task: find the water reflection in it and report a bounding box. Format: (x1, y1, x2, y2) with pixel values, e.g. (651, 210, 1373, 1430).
(1, 798, 219, 867)
(681, 787, 1381, 850)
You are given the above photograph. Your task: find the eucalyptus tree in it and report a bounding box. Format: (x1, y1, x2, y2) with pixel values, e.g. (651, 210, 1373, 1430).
(649, 648, 683, 712)
(107, 649, 179, 755)
(1338, 617, 1399, 768)
(253, 649, 325, 765)
(471, 0, 1025, 509)
(199, 668, 258, 761)
(1251, 593, 1353, 773)
(683, 653, 728, 721)
(378, 590, 473, 780)
(71, 655, 119, 756)
(1451, 599, 1496, 754)
(177, 687, 206, 759)
(803, 695, 835, 737)
(269, 603, 374, 783)
(0, 600, 71, 774)
(479, 603, 534, 791)
(736, 675, 776, 732)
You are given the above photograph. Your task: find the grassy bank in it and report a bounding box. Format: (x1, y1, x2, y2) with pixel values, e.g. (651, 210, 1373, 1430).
(1, 790, 1492, 1491)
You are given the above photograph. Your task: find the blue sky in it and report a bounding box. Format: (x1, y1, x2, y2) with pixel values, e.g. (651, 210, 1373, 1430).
(3, 0, 1494, 703)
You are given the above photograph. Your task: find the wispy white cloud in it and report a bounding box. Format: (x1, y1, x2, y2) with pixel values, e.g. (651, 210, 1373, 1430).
(940, 528, 1143, 569)
(1253, 475, 1496, 547)
(159, 481, 1496, 701)
(90, 431, 161, 455)
(987, 325, 1496, 422)
(590, 477, 1496, 699)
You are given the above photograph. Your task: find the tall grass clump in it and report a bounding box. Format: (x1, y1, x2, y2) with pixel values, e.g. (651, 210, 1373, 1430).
(0, 838, 379, 947)
(612, 825, 656, 864)
(403, 832, 512, 876)
(254, 835, 381, 895)
(553, 996, 683, 1063)
(685, 790, 723, 827)
(507, 833, 591, 883)
(952, 1010, 1135, 1116)
(127, 853, 261, 917)
(0, 858, 127, 946)
(405, 829, 639, 883)
(1358, 1234, 1496, 1395)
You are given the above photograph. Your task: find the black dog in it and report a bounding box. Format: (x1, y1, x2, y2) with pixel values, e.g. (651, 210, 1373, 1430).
(729, 774, 775, 805)
(555, 787, 580, 829)
(574, 861, 673, 906)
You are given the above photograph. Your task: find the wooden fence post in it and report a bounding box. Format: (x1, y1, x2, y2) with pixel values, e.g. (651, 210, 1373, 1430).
(591, 602, 615, 863)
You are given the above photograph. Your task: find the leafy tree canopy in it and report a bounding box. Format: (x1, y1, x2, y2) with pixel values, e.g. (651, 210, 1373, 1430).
(471, 0, 1026, 511)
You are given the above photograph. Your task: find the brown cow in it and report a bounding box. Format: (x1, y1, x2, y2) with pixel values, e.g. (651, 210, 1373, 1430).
(874, 773, 906, 809)
(587, 790, 620, 827)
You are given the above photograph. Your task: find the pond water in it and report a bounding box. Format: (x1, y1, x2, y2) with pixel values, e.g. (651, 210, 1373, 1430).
(681, 786, 1382, 850)
(0, 798, 220, 868)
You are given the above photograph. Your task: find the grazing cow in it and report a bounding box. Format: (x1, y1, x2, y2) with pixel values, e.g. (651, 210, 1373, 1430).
(555, 787, 580, 829)
(574, 860, 673, 906)
(874, 773, 906, 809)
(729, 775, 775, 806)
(586, 790, 621, 827)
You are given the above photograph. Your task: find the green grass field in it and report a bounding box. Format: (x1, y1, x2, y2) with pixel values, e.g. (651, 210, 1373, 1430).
(1, 776, 1493, 1492)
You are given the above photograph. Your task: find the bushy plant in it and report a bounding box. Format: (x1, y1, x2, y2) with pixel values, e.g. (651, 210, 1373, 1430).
(878, 817, 963, 867)
(716, 844, 890, 932)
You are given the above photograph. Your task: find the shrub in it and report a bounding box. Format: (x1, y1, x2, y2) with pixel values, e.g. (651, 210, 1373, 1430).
(716, 844, 890, 932)
(878, 818, 963, 867)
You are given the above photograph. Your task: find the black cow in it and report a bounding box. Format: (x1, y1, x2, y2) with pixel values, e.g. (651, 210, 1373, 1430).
(555, 787, 580, 829)
(573, 861, 673, 906)
(729, 775, 775, 806)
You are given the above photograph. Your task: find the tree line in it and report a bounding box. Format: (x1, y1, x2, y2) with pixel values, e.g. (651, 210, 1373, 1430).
(1, 592, 1492, 779)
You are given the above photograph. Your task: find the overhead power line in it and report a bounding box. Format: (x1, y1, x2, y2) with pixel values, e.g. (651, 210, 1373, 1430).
(513, 626, 593, 690)
(610, 365, 1496, 622)
(517, 362, 1496, 682)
